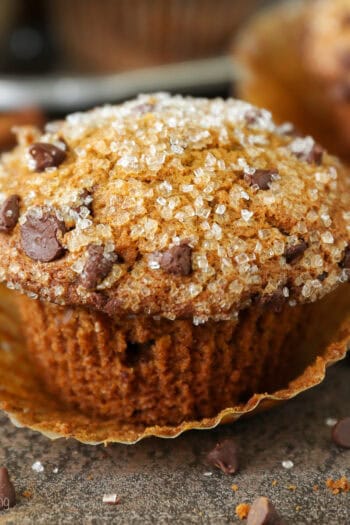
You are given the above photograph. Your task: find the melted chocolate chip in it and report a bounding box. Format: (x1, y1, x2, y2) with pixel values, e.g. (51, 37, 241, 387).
(81, 244, 117, 289)
(206, 439, 239, 475)
(340, 245, 350, 269)
(284, 240, 308, 264)
(0, 467, 16, 510)
(0, 195, 20, 232)
(244, 169, 277, 190)
(247, 497, 284, 525)
(317, 271, 328, 282)
(332, 417, 350, 449)
(160, 244, 192, 276)
(20, 212, 66, 262)
(29, 142, 66, 172)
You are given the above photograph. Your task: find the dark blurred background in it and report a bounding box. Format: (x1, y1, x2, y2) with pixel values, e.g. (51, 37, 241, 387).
(0, 0, 276, 148)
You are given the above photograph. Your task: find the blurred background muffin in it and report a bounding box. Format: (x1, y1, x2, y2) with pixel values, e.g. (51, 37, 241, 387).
(233, 0, 350, 161)
(49, 0, 267, 72)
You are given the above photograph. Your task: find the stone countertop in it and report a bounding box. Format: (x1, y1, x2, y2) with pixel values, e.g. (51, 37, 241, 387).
(0, 361, 349, 525)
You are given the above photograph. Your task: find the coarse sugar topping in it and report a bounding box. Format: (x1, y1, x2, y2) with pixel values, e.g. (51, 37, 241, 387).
(0, 92, 349, 321)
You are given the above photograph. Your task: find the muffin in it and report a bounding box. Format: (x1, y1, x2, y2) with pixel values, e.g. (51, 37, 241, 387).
(233, 0, 350, 161)
(0, 93, 350, 429)
(50, 0, 267, 72)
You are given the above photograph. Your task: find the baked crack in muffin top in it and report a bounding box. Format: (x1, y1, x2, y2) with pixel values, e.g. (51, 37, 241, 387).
(0, 93, 349, 322)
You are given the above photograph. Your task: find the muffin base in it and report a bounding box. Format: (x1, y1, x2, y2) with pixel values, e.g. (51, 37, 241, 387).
(16, 292, 337, 427)
(0, 285, 349, 442)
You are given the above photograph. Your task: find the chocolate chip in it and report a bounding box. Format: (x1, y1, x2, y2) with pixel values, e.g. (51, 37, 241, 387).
(81, 244, 117, 289)
(29, 142, 66, 172)
(244, 109, 264, 125)
(132, 102, 155, 115)
(160, 244, 192, 276)
(259, 289, 285, 313)
(305, 143, 324, 165)
(294, 143, 324, 165)
(339, 245, 350, 269)
(244, 169, 277, 190)
(74, 189, 93, 215)
(0, 195, 20, 232)
(247, 497, 284, 525)
(317, 271, 328, 282)
(284, 240, 308, 264)
(0, 467, 16, 510)
(20, 211, 66, 262)
(332, 417, 350, 449)
(206, 439, 239, 475)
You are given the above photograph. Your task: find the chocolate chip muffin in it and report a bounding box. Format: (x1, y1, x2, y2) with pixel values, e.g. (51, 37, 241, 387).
(233, 0, 350, 161)
(1, 93, 350, 427)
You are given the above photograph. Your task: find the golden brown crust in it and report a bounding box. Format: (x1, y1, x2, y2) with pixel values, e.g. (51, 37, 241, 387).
(0, 94, 349, 322)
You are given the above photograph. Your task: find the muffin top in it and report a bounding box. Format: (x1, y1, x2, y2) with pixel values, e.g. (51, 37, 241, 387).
(0, 93, 350, 322)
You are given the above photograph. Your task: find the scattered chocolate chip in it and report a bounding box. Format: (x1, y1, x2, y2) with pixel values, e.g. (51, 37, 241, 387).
(244, 169, 277, 190)
(332, 417, 350, 449)
(29, 142, 66, 172)
(20, 211, 66, 262)
(81, 244, 117, 289)
(0, 195, 20, 232)
(317, 271, 328, 282)
(339, 245, 350, 269)
(0, 467, 16, 510)
(160, 244, 192, 276)
(284, 240, 308, 264)
(259, 289, 285, 313)
(206, 439, 239, 475)
(247, 497, 284, 525)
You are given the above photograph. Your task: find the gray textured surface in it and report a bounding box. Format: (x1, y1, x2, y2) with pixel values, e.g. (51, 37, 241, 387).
(0, 361, 349, 525)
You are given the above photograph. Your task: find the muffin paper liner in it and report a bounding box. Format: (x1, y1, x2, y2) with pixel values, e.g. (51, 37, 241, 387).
(0, 284, 349, 445)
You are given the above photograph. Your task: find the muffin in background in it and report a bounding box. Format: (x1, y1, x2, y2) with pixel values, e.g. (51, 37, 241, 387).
(233, 0, 350, 161)
(0, 93, 350, 428)
(50, 0, 266, 72)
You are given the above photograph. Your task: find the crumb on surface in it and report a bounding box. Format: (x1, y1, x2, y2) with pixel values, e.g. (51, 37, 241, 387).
(235, 502, 250, 520)
(326, 476, 350, 494)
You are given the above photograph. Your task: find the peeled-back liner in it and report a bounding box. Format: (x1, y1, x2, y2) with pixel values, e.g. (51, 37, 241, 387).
(0, 284, 349, 445)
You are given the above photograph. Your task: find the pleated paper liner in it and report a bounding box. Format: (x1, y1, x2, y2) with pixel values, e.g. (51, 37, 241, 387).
(232, 0, 350, 161)
(0, 283, 349, 445)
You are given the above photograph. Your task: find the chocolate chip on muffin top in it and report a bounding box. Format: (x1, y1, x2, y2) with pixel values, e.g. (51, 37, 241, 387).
(0, 93, 349, 321)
